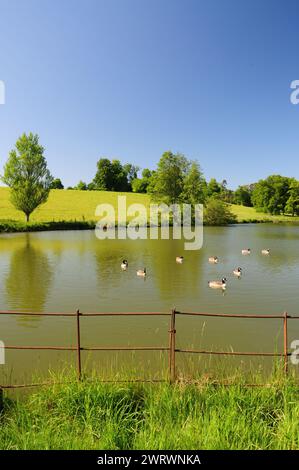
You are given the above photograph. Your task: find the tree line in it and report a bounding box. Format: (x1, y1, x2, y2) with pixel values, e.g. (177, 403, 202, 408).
(57, 152, 231, 204)
(66, 152, 299, 217)
(1, 133, 298, 223)
(234, 176, 299, 216)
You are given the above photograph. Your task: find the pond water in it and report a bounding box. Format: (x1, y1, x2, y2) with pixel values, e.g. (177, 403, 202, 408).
(0, 225, 299, 384)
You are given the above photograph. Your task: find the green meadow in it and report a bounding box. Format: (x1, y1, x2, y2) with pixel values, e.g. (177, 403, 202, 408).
(0, 187, 299, 231)
(230, 203, 299, 223)
(0, 187, 150, 223)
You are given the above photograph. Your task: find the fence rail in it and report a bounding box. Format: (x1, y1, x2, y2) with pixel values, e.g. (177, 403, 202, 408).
(0, 309, 298, 388)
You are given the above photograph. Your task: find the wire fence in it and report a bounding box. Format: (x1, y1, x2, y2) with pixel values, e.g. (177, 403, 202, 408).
(0, 309, 298, 389)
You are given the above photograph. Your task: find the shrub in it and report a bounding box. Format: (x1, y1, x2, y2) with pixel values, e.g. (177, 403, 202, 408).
(204, 198, 237, 226)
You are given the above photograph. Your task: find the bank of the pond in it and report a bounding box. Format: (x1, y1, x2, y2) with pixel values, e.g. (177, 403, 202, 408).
(1, 374, 298, 450)
(1, 218, 299, 234)
(0, 219, 96, 233)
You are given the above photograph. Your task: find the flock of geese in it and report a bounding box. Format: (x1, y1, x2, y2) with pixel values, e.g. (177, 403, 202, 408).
(207, 248, 271, 290)
(120, 248, 271, 286)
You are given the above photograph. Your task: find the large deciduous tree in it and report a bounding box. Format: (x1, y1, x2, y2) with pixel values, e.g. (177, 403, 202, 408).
(92, 158, 113, 190)
(2, 133, 53, 222)
(182, 161, 206, 205)
(92, 158, 135, 191)
(149, 151, 190, 204)
(252, 175, 291, 215)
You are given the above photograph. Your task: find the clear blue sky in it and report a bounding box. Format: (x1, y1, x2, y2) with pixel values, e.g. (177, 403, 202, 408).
(0, 0, 299, 189)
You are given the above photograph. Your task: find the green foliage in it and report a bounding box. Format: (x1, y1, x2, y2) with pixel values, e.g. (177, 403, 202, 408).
(149, 151, 190, 204)
(285, 180, 299, 216)
(75, 180, 87, 191)
(182, 161, 206, 204)
(221, 189, 235, 203)
(131, 178, 148, 193)
(148, 152, 208, 205)
(252, 175, 292, 215)
(204, 197, 237, 225)
(234, 185, 253, 206)
(141, 168, 152, 179)
(92, 158, 114, 190)
(50, 178, 64, 189)
(1, 133, 53, 221)
(92, 158, 132, 191)
(207, 178, 221, 197)
(123, 163, 140, 186)
(131, 169, 153, 193)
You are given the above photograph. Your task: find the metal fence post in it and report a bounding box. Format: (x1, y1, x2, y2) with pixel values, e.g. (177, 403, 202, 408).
(169, 308, 176, 384)
(168, 313, 172, 381)
(283, 311, 288, 375)
(76, 309, 82, 380)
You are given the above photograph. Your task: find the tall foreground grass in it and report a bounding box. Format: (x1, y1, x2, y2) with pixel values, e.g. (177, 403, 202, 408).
(1, 373, 298, 450)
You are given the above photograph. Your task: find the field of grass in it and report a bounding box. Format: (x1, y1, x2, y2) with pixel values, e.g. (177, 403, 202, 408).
(230, 204, 299, 223)
(1, 372, 298, 450)
(0, 187, 150, 223)
(1, 187, 299, 230)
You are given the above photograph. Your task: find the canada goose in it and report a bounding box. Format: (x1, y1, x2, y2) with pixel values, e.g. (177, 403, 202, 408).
(121, 259, 128, 269)
(208, 256, 219, 264)
(233, 267, 242, 277)
(208, 277, 227, 289)
(261, 249, 270, 255)
(137, 268, 146, 277)
(176, 256, 184, 263)
(242, 248, 251, 255)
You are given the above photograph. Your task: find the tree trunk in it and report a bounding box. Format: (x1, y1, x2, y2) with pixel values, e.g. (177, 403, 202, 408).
(26, 213, 30, 223)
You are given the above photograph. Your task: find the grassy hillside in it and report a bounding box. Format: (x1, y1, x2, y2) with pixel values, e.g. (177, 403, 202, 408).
(0, 187, 150, 223)
(230, 204, 299, 223)
(1, 187, 299, 226)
